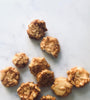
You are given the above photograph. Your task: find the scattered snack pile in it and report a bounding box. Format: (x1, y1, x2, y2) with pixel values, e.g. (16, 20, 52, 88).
(0, 19, 90, 100)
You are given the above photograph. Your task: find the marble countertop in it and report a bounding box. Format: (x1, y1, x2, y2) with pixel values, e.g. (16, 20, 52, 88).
(0, 0, 90, 100)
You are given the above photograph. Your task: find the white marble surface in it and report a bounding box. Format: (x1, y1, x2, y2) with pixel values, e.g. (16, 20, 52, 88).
(0, 0, 90, 100)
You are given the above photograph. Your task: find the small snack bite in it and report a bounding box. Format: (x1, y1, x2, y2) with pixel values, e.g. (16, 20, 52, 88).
(29, 57, 50, 76)
(0, 67, 20, 87)
(27, 19, 47, 39)
(12, 53, 29, 68)
(17, 82, 40, 100)
(40, 95, 56, 100)
(40, 36, 60, 57)
(36, 69, 54, 87)
(51, 77, 73, 97)
(67, 67, 90, 87)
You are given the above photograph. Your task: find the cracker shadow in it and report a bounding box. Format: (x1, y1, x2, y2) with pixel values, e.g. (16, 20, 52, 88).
(16, 60, 30, 74)
(29, 38, 41, 45)
(36, 86, 75, 100)
(4, 83, 20, 97)
(58, 90, 75, 100)
(59, 83, 90, 100)
(40, 87, 53, 96)
(41, 49, 62, 64)
(72, 83, 90, 95)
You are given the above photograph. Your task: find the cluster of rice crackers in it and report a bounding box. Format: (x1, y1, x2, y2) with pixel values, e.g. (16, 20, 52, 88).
(0, 19, 90, 100)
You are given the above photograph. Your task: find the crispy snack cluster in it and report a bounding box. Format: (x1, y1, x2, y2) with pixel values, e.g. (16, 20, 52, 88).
(12, 53, 29, 68)
(0, 67, 20, 87)
(40, 95, 56, 100)
(67, 67, 90, 87)
(1, 18, 90, 100)
(36, 69, 54, 87)
(27, 19, 47, 39)
(17, 82, 40, 100)
(51, 77, 73, 97)
(29, 57, 50, 76)
(40, 36, 60, 57)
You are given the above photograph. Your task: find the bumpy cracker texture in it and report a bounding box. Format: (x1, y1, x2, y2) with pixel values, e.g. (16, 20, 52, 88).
(40, 36, 60, 57)
(36, 69, 54, 87)
(40, 95, 56, 100)
(17, 82, 40, 100)
(51, 77, 73, 97)
(12, 53, 29, 68)
(0, 67, 20, 87)
(29, 57, 50, 76)
(67, 67, 90, 87)
(27, 19, 47, 39)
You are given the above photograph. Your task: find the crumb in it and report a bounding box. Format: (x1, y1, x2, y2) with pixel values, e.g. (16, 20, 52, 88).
(0, 67, 20, 87)
(17, 82, 40, 100)
(67, 67, 90, 87)
(12, 53, 29, 68)
(40, 36, 60, 57)
(27, 19, 47, 39)
(51, 77, 73, 97)
(36, 69, 54, 87)
(29, 57, 50, 76)
(40, 95, 56, 100)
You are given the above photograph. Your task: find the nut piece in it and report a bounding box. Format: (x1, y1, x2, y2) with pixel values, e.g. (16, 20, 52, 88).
(51, 77, 73, 97)
(27, 19, 47, 39)
(0, 67, 20, 87)
(40, 36, 60, 57)
(29, 57, 50, 76)
(36, 69, 54, 87)
(12, 53, 29, 68)
(40, 95, 56, 100)
(17, 82, 40, 100)
(67, 67, 90, 87)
